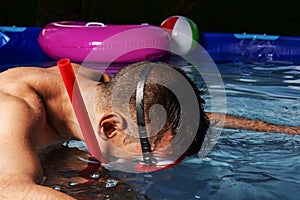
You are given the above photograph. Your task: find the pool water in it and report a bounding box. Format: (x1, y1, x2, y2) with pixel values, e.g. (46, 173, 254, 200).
(111, 58, 299, 200)
(112, 59, 299, 200)
(1, 57, 300, 200)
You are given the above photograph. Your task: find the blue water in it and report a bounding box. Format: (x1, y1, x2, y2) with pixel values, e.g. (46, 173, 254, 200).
(131, 59, 300, 200)
(111, 58, 300, 200)
(1, 57, 299, 200)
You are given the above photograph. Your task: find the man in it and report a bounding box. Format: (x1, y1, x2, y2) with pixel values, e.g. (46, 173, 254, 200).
(0, 61, 298, 199)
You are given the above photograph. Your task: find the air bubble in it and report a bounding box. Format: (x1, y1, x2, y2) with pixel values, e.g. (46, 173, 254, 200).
(105, 179, 118, 188)
(90, 172, 100, 179)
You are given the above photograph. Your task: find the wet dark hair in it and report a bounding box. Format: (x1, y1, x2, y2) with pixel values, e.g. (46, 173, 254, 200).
(172, 67, 210, 156)
(105, 62, 210, 157)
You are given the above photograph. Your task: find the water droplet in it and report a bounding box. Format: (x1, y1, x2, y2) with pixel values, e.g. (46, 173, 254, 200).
(202, 157, 212, 162)
(52, 186, 61, 191)
(90, 172, 100, 179)
(144, 174, 152, 178)
(69, 182, 78, 187)
(105, 179, 118, 188)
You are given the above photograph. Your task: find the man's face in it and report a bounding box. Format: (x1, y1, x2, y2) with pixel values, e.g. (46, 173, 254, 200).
(95, 116, 177, 169)
(97, 129, 181, 173)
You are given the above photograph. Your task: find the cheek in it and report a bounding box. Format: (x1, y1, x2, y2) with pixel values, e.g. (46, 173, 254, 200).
(97, 128, 142, 158)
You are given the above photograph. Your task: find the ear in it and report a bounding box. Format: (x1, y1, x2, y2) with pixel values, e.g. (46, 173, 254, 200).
(98, 112, 126, 139)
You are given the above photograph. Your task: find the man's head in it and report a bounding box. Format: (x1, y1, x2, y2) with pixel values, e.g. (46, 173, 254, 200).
(95, 62, 209, 163)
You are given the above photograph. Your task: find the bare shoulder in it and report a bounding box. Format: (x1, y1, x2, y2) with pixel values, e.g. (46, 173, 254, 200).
(0, 66, 76, 199)
(0, 66, 64, 99)
(0, 66, 59, 84)
(0, 66, 57, 173)
(0, 89, 46, 187)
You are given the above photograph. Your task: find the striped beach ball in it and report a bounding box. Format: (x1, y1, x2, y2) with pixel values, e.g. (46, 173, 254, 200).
(161, 16, 199, 55)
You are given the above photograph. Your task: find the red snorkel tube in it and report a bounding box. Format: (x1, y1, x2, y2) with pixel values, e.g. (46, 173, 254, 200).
(57, 58, 103, 161)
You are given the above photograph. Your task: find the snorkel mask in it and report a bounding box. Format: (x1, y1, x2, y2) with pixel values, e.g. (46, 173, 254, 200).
(134, 63, 185, 172)
(58, 59, 200, 173)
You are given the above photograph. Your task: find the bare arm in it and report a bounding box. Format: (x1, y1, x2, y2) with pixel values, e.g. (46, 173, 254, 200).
(207, 112, 299, 135)
(0, 91, 75, 199)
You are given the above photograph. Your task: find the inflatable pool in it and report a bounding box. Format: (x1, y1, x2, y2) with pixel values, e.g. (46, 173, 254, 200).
(200, 32, 300, 64)
(0, 26, 50, 69)
(3, 24, 300, 66)
(0, 24, 299, 200)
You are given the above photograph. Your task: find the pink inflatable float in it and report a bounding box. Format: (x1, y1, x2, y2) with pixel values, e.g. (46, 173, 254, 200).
(38, 21, 171, 63)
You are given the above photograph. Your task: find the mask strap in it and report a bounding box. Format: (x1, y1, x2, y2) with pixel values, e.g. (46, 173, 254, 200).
(136, 63, 156, 165)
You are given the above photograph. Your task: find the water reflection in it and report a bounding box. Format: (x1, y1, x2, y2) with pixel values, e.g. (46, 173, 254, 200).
(39, 142, 149, 200)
